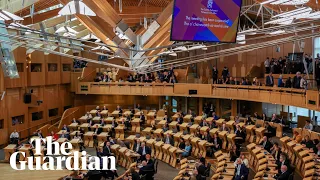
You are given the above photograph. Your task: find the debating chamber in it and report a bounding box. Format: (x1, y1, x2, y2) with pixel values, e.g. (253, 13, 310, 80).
(1, 0, 320, 179)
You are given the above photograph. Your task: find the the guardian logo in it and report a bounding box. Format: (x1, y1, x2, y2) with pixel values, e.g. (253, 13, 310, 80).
(9, 136, 116, 171)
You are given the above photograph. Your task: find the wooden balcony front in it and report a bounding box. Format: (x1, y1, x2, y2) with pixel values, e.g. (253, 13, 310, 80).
(77, 82, 320, 110)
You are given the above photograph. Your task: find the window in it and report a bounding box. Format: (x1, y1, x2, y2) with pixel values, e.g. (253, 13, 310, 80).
(32, 111, 43, 121)
(62, 64, 71, 71)
(12, 115, 24, 125)
(16, 63, 24, 72)
(314, 37, 320, 58)
(48, 63, 57, 71)
(31, 63, 42, 72)
(48, 108, 59, 117)
(0, 119, 3, 129)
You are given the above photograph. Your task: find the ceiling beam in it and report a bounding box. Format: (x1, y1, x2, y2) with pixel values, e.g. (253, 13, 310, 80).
(22, 8, 62, 25)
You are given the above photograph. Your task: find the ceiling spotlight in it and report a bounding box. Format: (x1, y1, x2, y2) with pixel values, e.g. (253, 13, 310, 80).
(59, 0, 96, 16)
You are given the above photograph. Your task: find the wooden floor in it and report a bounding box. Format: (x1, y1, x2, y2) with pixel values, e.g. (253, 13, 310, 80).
(0, 163, 70, 180)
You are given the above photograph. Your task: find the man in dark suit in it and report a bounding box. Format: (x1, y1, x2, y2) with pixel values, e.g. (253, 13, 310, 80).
(271, 142, 282, 162)
(260, 136, 272, 152)
(277, 154, 291, 174)
(197, 158, 207, 177)
(139, 160, 154, 179)
(212, 133, 222, 152)
(71, 118, 80, 124)
(62, 124, 70, 133)
(103, 142, 112, 156)
(133, 139, 141, 153)
(234, 158, 249, 180)
(201, 131, 212, 142)
(138, 142, 151, 161)
(266, 72, 274, 87)
(293, 72, 302, 88)
(93, 125, 102, 135)
(164, 133, 174, 146)
(276, 165, 290, 180)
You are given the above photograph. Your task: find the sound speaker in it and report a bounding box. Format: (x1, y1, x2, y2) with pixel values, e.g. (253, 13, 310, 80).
(189, 90, 197, 95)
(24, 93, 31, 104)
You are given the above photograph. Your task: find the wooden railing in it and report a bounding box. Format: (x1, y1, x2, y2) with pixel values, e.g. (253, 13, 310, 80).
(76, 82, 320, 111)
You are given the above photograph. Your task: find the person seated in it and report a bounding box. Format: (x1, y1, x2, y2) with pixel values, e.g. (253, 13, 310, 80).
(211, 133, 222, 153)
(234, 153, 249, 168)
(178, 138, 185, 150)
(265, 123, 276, 137)
(162, 123, 169, 132)
(103, 141, 112, 156)
(116, 105, 123, 115)
(270, 114, 279, 123)
(274, 165, 290, 180)
(130, 167, 140, 180)
(260, 136, 272, 152)
(100, 119, 105, 126)
(34, 130, 44, 139)
(145, 154, 154, 167)
(139, 112, 146, 125)
(212, 112, 219, 120)
(133, 139, 141, 153)
(102, 105, 108, 111)
(60, 131, 70, 140)
(71, 118, 80, 124)
(93, 124, 102, 135)
(164, 133, 174, 146)
(49, 131, 59, 141)
(10, 129, 19, 144)
(95, 106, 100, 111)
(201, 131, 212, 142)
(304, 120, 313, 130)
(207, 120, 216, 129)
(312, 139, 319, 153)
(177, 114, 183, 125)
(136, 104, 142, 111)
(270, 142, 282, 162)
(253, 112, 261, 119)
(62, 124, 70, 133)
(196, 158, 207, 177)
(234, 158, 249, 180)
(85, 112, 93, 119)
(219, 122, 230, 132)
(138, 142, 151, 161)
(74, 132, 85, 151)
(301, 135, 314, 149)
(277, 153, 291, 174)
(230, 145, 240, 162)
(180, 141, 192, 158)
(88, 119, 94, 131)
(199, 118, 208, 127)
(139, 160, 154, 179)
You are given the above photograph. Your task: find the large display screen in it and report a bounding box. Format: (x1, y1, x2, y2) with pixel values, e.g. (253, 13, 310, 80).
(170, 0, 242, 43)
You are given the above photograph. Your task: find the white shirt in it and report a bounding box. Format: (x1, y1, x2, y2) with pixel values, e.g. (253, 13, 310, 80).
(10, 132, 19, 138)
(264, 60, 270, 67)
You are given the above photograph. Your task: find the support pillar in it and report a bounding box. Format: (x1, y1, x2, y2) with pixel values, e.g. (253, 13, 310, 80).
(199, 98, 203, 115)
(216, 99, 220, 116)
(231, 100, 237, 116)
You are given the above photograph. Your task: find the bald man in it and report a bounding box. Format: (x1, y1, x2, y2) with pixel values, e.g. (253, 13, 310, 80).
(276, 165, 290, 180)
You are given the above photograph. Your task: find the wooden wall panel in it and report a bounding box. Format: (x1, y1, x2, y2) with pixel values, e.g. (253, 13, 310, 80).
(45, 53, 61, 85)
(28, 51, 45, 86)
(4, 47, 27, 88)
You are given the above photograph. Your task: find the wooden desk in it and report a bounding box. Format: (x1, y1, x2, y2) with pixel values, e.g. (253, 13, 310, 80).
(142, 127, 152, 137)
(147, 111, 156, 126)
(227, 134, 236, 150)
(200, 126, 209, 134)
(183, 115, 192, 123)
(155, 141, 164, 160)
(190, 137, 200, 156)
(70, 131, 80, 139)
(68, 123, 79, 131)
(194, 116, 202, 124)
(79, 116, 88, 123)
(80, 123, 89, 132)
(84, 131, 94, 147)
(131, 118, 141, 133)
(172, 113, 179, 121)
(123, 111, 131, 116)
(102, 124, 112, 132)
(218, 131, 228, 149)
(179, 123, 189, 132)
(134, 111, 141, 118)
(157, 120, 167, 129)
(92, 116, 101, 123)
(101, 110, 108, 117)
(169, 147, 183, 167)
(19, 145, 31, 162)
(70, 139, 80, 150)
(173, 132, 183, 147)
(146, 139, 156, 157)
(112, 110, 120, 118)
(226, 121, 235, 134)
(255, 127, 266, 144)
(4, 144, 16, 161)
(216, 119, 225, 128)
(90, 110, 97, 116)
(209, 128, 219, 136)
(104, 117, 114, 124)
(97, 132, 109, 145)
(245, 125, 255, 143)
(162, 144, 171, 163)
(190, 124, 199, 135)
(169, 121, 178, 130)
(115, 125, 125, 140)
(153, 128, 163, 138)
(269, 122, 283, 138)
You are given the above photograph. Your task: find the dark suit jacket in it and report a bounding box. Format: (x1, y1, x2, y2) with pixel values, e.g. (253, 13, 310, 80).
(133, 142, 141, 152)
(139, 165, 154, 179)
(131, 171, 140, 180)
(103, 146, 112, 156)
(138, 146, 151, 156)
(197, 164, 207, 176)
(93, 128, 102, 135)
(164, 136, 174, 146)
(260, 140, 272, 152)
(277, 171, 290, 180)
(277, 160, 291, 173)
(234, 164, 249, 180)
(266, 75, 274, 86)
(212, 137, 222, 149)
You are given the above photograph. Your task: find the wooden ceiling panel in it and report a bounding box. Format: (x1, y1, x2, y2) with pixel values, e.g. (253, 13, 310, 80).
(15, 0, 60, 17)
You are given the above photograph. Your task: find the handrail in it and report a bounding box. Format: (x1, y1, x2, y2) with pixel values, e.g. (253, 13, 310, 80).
(16, 116, 61, 135)
(81, 68, 97, 82)
(57, 107, 80, 130)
